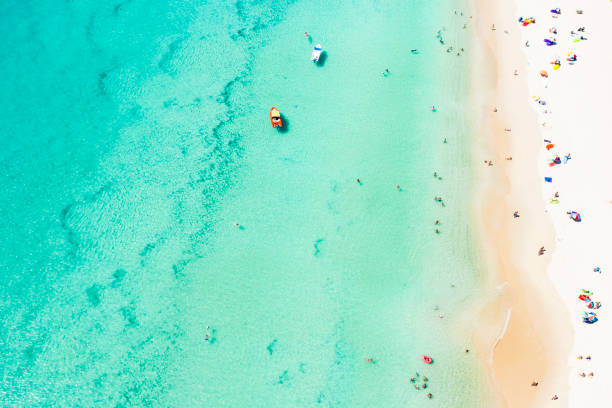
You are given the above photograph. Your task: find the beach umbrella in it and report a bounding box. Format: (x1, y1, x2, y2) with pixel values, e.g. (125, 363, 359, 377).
(569, 211, 581, 222)
(585, 300, 595, 308)
(546, 143, 554, 150)
(579, 294, 590, 301)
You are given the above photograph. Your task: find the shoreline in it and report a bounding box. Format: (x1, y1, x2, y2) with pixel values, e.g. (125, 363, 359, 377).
(469, 0, 573, 406)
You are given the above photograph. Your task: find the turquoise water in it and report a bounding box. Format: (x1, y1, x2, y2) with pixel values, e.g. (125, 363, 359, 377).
(0, 0, 494, 406)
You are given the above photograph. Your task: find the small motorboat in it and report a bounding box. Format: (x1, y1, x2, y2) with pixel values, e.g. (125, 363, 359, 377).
(421, 355, 433, 364)
(270, 107, 282, 128)
(311, 44, 322, 62)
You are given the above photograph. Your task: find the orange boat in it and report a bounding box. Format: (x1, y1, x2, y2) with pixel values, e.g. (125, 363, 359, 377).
(270, 107, 282, 128)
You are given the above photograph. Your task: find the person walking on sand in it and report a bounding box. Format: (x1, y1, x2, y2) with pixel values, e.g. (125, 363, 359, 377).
(538, 246, 546, 256)
(513, 211, 520, 218)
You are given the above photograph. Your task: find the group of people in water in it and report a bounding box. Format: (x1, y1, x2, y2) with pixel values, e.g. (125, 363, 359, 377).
(410, 373, 432, 398)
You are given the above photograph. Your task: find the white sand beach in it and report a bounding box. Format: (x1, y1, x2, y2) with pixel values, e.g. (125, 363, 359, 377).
(475, 0, 612, 406)
(515, 0, 612, 406)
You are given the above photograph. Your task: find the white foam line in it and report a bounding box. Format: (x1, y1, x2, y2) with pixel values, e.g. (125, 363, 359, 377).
(488, 307, 512, 385)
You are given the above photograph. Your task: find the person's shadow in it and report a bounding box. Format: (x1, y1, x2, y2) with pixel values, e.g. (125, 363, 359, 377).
(316, 51, 328, 67)
(278, 114, 290, 133)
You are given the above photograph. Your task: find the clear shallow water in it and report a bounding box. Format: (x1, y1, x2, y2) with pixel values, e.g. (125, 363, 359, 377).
(0, 0, 493, 406)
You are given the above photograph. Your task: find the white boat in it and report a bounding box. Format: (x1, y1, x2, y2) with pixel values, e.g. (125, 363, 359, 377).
(311, 44, 322, 62)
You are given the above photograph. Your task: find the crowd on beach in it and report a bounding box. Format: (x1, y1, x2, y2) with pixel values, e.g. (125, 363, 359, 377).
(490, 3, 610, 404)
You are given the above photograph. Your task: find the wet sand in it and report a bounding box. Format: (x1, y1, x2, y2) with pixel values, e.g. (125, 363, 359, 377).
(469, 0, 573, 406)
